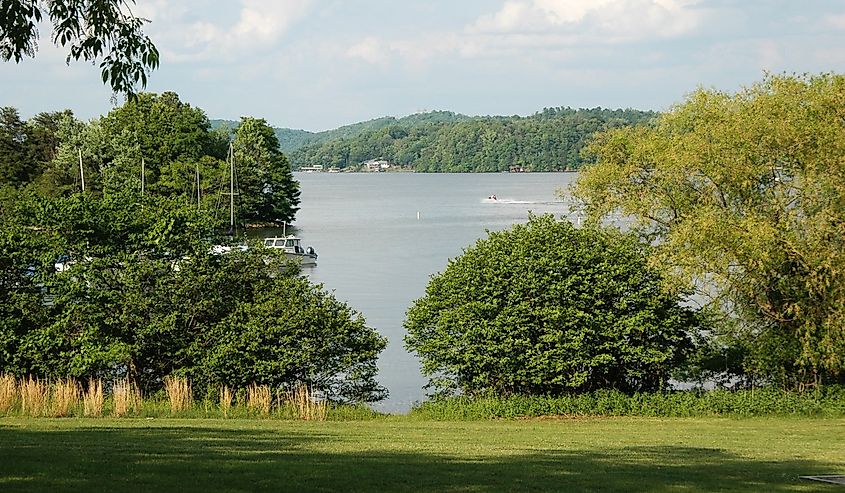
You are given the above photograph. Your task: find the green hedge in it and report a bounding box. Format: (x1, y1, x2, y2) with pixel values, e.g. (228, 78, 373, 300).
(410, 387, 845, 420)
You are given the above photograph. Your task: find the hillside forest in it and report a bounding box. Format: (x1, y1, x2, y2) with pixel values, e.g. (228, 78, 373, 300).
(216, 107, 656, 172)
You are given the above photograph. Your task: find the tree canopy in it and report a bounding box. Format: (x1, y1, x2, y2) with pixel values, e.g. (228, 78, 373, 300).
(233, 117, 300, 224)
(0, 187, 386, 401)
(287, 108, 655, 172)
(0, 93, 301, 227)
(575, 73, 845, 388)
(404, 215, 698, 397)
(0, 0, 158, 95)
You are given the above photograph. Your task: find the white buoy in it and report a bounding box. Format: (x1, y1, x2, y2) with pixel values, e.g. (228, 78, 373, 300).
(417, 211, 420, 220)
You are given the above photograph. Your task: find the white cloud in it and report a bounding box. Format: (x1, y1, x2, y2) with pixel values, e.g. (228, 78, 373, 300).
(756, 40, 782, 71)
(347, 37, 389, 65)
(342, 0, 709, 71)
(139, 0, 313, 63)
(233, 0, 311, 44)
(471, 0, 704, 41)
(825, 14, 845, 29)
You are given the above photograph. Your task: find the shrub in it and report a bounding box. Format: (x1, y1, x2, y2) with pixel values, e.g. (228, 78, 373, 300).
(405, 215, 700, 397)
(411, 386, 845, 420)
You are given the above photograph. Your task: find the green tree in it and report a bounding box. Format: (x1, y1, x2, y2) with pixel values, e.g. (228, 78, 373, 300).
(233, 117, 300, 224)
(100, 92, 216, 179)
(1, 0, 158, 95)
(575, 73, 845, 388)
(0, 188, 385, 401)
(0, 107, 34, 186)
(202, 276, 387, 402)
(404, 215, 698, 397)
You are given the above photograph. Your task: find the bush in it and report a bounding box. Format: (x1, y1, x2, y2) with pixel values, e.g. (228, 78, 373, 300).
(410, 386, 845, 420)
(0, 190, 387, 403)
(405, 215, 700, 397)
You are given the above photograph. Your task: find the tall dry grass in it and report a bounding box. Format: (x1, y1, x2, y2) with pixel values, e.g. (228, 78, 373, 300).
(20, 377, 49, 417)
(247, 384, 271, 416)
(0, 374, 16, 414)
(52, 379, 80, 417)
(289, 384, 327, 421)
(83, 378, 104, 417)
(219, 386, 233, 417)
(112, 378, 141, 417)
(164, 376, 192, 413)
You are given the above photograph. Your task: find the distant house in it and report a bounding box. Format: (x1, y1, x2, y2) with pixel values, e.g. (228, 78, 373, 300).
(363, 159, 390, 172)
(301, 165, 324, 173)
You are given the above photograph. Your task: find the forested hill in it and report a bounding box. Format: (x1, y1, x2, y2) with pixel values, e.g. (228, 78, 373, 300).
(214, 107, 655, 172)
(211, 110, 472, 155)
(292, 107, 656, 172)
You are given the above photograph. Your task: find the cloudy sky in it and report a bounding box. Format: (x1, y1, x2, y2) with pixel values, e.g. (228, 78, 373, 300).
(2, 0, 845, 131)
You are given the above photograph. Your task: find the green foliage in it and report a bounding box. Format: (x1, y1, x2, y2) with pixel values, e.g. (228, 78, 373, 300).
(404, 215, 698, 397)
(100, 92, 217, 177)
(232, 117, 301, 224)
(576, 73, 845, 388)
(0, 107, 76, 188)
(201, 277, 386, 402)
(289, 108, 655, 172)
(210, 111, 474, 154)
(1, 94, 301, 226)
(410, 386, 845, 419)
(0, 0, 158, 95)
(0, 188, 385, 402)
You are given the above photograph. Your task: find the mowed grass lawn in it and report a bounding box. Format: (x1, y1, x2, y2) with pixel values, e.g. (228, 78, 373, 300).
(0, 417, 843, 492)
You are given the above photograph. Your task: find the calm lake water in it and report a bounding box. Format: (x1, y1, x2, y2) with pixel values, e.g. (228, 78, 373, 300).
(281, 172, 579, 413)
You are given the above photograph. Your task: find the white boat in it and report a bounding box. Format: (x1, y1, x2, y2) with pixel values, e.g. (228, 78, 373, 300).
(263, 235, 318, 266)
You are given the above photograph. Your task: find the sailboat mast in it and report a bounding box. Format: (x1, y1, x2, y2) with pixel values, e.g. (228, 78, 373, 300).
(141, 156, 145, 196)
(78, 148, 85, 192)
(229, 143, 235, 230)
(196, 163, 201, 210)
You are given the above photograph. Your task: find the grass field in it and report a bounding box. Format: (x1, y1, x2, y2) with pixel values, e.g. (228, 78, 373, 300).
(0, 417, 843, 492)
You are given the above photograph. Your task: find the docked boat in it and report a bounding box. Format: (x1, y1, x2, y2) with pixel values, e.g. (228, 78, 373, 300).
(263, 235, 318, 266)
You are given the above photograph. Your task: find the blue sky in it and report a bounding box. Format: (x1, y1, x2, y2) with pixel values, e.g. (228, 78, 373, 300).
(2, 0, 845, 131)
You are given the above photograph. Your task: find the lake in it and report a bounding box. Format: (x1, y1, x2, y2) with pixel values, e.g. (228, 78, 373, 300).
(282, 172, 579, 413)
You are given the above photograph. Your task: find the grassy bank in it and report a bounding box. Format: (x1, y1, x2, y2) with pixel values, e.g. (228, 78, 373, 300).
(0, 417, 843, 492)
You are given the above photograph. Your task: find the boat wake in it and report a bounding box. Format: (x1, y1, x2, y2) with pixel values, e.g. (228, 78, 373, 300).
(481, 198, 566, 205)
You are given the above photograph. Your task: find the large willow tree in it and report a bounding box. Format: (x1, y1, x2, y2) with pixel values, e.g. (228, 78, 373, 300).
(576, 73, 845, 388)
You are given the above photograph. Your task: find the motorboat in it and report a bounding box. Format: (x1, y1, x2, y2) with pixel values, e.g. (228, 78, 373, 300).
(263, 235, 318, 266)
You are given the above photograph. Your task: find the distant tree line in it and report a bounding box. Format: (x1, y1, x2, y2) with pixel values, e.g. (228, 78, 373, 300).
(287, 108, 656, 172)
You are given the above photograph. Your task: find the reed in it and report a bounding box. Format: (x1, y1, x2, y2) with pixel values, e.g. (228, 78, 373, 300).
(112, 378, 140, 417)
(289, 384, 327, 421)
(219, 386, 233, 417)
(0, 374, 17, 414)
(52, 379, 80, 417)
(20, 377, 49, 417)
(247, 384, 272, 416)
(83, 378, 104, 417)
(112, 379, 130, 417)
(164, 376, 193, 413)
